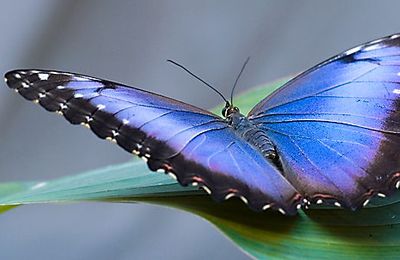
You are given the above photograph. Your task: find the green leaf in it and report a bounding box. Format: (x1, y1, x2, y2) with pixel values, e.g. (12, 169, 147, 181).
(1, 78, 399, 259)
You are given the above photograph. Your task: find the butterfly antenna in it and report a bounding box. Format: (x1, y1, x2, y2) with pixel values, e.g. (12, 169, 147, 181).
(167, 59, 229, 104)
(230, 56, 250, 105)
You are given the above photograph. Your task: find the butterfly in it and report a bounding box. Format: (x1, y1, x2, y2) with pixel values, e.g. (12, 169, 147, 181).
(4, 33, 400, 216)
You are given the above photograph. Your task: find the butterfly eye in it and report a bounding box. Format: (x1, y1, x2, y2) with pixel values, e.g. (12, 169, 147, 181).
(222, 106, 240, 118)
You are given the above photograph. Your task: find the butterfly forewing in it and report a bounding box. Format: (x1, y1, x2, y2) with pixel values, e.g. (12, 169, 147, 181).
(5, 69, 302, 215)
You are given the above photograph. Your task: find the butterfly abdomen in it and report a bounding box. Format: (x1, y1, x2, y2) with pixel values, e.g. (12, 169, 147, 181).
(229, 113, 277, 160)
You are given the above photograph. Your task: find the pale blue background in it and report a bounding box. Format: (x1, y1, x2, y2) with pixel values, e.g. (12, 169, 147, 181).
(0, 1, 400, 259)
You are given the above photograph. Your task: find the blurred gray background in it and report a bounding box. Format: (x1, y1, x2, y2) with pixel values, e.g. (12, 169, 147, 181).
(0, 1, 400, 259)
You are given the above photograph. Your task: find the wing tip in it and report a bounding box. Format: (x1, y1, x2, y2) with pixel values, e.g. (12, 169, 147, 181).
(4, 69, 26, 88)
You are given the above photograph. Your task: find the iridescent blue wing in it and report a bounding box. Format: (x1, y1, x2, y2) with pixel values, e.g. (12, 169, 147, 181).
(249, 33, 400, 209)
(5, 70, 302, 214)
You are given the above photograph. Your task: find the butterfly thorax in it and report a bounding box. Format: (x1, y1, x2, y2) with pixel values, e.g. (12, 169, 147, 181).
(227, 111, 277, 160)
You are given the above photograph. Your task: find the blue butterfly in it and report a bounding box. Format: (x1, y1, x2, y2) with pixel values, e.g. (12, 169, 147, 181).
(5, 33, 400, 215)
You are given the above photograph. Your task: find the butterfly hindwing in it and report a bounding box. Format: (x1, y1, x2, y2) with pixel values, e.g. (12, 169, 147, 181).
(249, 34, 400, 209)
(5, 70, 302, 214)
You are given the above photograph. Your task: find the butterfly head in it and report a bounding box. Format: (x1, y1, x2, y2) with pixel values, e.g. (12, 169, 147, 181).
(222, 101, 240, 118)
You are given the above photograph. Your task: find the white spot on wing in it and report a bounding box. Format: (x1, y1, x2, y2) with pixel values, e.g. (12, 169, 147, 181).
(57, 85, 65, 90)
(316, 199, 323, 204)
(168, 172, 177, 180)
(363, 199, 370, 207)
(59, 103, 68, 110)
(74, 93, 84, 98)
(21, 82, 29, 88)
(14, 73, 21, 79)
(201, 185, 211, 194)
(38, 93, 46, 98)
(224, 193, 235, 200)
(334, 202, 341, 207)
(105, 137, 116, 143)
(397, 181, 400, 189)
(191, 182, 198, 186)
(296, 204, 302, 210)
(239, 196, 248, 204)
(262, 204, 271, 210)
(278, 208, 286, 215)
(96, 104, 105, 110)
(363, 44, 381, 52)
(377, 193, 386, 198)
(369, 38, 384, 45)
(391, 34, 400, 39)
(344, 46, 362, 56)
(75, 77, 88, 81)
(111, 130, 119, 137)
(122, 119, 130, 125)
(80, 122, 90, 128)
(38, 73, 49, 81)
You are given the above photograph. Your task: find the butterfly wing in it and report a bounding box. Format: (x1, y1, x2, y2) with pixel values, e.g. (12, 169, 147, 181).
(249, 34, 400, 209)
(5, 70, 302, 214)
